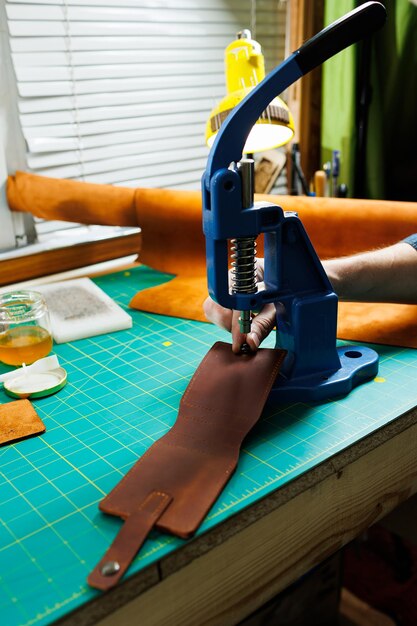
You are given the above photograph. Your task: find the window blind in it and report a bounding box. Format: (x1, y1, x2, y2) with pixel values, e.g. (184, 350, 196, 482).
(6, 0, 287, 195)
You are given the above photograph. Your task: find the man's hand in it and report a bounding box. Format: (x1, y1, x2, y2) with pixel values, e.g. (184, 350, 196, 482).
(203, 298, 276, 353)
(203, 259, 276, 353)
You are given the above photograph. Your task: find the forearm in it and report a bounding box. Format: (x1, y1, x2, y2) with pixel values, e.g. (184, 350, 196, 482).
(323, 242, 417, 303)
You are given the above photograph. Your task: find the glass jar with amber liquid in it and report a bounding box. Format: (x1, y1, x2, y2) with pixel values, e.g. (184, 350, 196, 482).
(0, 291, 53, 366)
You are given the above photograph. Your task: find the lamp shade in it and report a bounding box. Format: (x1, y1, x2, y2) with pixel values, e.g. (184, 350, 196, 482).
(206, 30, 295, 153)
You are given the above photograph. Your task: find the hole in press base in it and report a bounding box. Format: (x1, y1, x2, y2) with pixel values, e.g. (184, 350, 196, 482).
(344, 350, 362, 359)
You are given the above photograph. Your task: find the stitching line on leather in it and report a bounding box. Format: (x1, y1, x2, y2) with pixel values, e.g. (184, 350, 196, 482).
(135, 490, 171, 514)
(181, 348, 286, 416)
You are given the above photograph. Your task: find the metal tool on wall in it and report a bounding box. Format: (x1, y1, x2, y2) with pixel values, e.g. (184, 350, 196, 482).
(203, 1, 386, 403)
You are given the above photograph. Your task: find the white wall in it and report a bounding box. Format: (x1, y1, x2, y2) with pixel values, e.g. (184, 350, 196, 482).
(0, 0, 35, 252)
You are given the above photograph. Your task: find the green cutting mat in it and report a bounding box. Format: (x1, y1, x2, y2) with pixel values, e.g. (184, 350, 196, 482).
(1, 265, 417, 626)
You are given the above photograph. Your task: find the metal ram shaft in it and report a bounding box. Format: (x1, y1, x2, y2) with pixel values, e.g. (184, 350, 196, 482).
(232, 159, 257, 334)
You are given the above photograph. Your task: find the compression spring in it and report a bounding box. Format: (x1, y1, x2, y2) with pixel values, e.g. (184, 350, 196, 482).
(231, 237, 257, 294)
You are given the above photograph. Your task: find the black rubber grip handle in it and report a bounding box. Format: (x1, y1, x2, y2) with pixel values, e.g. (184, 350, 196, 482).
(295, 1, 386, 74)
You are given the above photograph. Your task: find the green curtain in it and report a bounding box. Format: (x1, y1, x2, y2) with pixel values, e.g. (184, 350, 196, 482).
(367, 0, 417, 199)
(321, 0, 356, 195)
(321, 0, 417, 200)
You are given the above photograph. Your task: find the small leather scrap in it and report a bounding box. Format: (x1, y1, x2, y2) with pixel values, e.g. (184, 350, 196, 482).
(0, 399, 45, 446)
(88, 341, 286, 591)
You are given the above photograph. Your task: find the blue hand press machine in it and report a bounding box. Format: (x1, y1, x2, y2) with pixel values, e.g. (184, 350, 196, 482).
(202, 2, 386, 403)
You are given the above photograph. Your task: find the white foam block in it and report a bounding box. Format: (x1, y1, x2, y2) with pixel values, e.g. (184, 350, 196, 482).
(35, 278, 132, 343)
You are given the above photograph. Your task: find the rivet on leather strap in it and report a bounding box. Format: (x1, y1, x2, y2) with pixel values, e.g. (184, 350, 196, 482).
(88, 491, 172, 591)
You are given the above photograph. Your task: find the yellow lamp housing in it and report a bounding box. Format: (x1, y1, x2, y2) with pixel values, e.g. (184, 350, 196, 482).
(206, 30, 295, 153)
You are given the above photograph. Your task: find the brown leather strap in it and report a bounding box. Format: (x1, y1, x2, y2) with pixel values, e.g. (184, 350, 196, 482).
(88, 342, 286, 590)
(88, 491, 172, 591)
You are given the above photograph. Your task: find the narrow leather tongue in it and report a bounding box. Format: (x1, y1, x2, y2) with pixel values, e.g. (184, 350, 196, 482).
(88, 491, 172, 591)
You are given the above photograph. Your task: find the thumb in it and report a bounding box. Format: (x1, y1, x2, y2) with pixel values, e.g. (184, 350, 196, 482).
(245, 303, 276, 350)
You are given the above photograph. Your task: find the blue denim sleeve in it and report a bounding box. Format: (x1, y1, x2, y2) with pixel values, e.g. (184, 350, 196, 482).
(402, 234, 417, 251)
